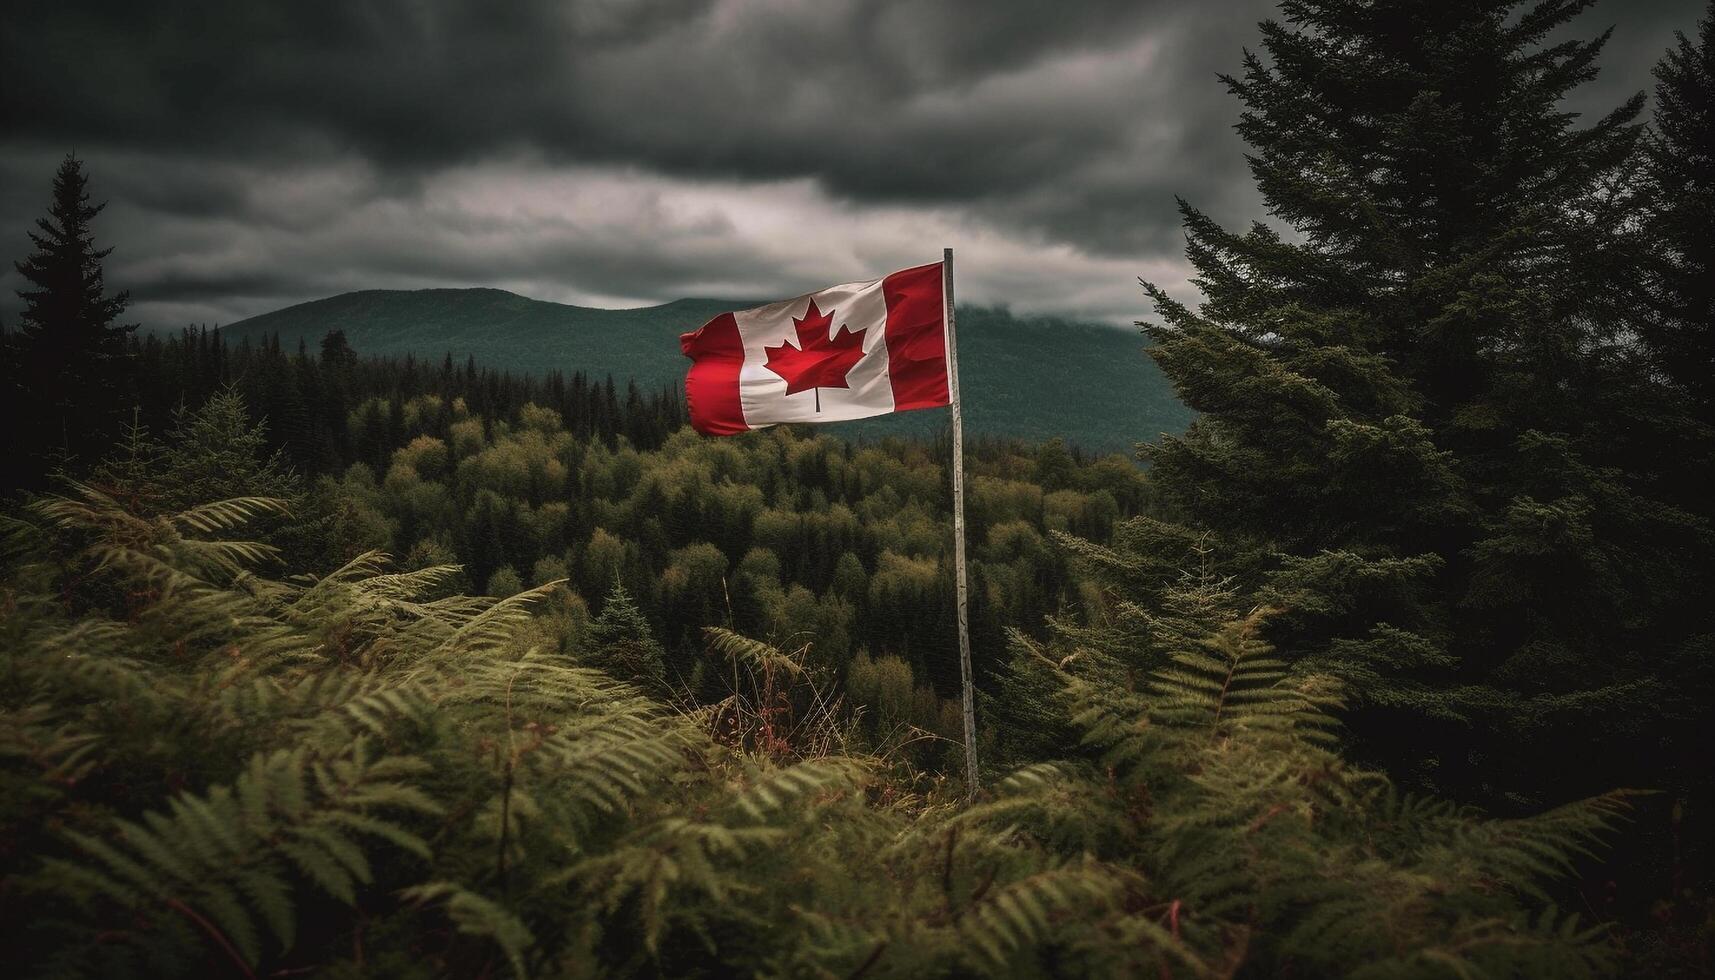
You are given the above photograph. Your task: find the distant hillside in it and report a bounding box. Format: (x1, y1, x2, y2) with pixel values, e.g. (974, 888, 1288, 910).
(221, 287, 1190, 453)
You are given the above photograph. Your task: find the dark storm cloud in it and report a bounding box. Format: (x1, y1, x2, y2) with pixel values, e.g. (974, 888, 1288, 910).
(2, 0, 1263, 251)
(3, 0, 1179, 166)
(1, 0, 1705, 329)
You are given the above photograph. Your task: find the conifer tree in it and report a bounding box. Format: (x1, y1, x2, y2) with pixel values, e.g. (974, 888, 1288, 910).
(160, 388, 301, 509)
(1642, 0, 1715, 416)
(584, 578, 668, 686)
(8, 154, 133, 476)
(86, 411, 166, 514)
(1137, 0, 1709, 804)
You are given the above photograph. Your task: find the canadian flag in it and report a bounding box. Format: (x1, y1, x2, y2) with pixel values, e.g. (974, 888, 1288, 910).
(680, 261, 951, 435)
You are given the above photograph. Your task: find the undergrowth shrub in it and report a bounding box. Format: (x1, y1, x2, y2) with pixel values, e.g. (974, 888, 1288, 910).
(0, 480, 1632, 977)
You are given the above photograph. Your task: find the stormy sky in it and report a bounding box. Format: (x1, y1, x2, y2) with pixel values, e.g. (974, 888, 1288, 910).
(0, 0, 1703, 330)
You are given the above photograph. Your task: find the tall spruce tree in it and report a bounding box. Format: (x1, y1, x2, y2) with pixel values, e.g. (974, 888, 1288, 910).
(1643, 0, 1715, 417)
(9, 155, 134, 477)
(1136, 0, 1710, 806)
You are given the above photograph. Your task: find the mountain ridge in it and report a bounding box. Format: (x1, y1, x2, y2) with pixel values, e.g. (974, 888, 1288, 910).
(222, 287, 1191, 453)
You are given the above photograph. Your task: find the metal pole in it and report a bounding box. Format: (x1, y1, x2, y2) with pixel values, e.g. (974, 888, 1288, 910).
(944, 247, 979, 796)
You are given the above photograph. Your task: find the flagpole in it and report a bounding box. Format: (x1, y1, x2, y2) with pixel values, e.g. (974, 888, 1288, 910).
(944, 247, 979, 797)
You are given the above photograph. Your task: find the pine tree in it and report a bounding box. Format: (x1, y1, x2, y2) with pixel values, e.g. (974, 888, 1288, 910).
(86, 410, 166, 515)
(319, 329, 356, 367)
(1137, 0, 1709, 805)
(160, 388, 301, 509)
(8, 154, 134, 476)
(584, 578, 667, 686)
(1642, 0, 1715, 417)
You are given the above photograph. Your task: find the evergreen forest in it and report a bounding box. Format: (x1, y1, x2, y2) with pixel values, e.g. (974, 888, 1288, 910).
(1, 0, 1711, 976)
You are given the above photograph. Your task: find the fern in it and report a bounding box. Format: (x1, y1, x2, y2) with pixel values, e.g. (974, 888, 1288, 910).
(1147, 606, 1341, 740)
(425, 581, 564, 659)
(957, 860, 1130, 969)
(1452, 790, 1639, 902)
(401, 882, 535, 980)
(703, 625, 809, 678)
(33, 482, 290, 584)
(561, 817, 783, 955)
(505, 711, 689, 849)
(40, 741, 439, 970)
(728, 756, 870, 822)
(0, 453, 1646, 977)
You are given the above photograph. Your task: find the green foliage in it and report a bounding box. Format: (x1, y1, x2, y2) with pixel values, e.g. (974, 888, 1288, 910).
(995, 537, 1634, 977)
(1, 458, 1637, 977)
(258, 391, 1134, 740)
(486, 564, 524, 597)
(1135, 0, 1714, 819)
(846, 650, 963, 750)
(582, 579, 666, 686)
(158, 388, 303, 507)
(1641, 0, 1715, 416)
(48, 744, 437, 972)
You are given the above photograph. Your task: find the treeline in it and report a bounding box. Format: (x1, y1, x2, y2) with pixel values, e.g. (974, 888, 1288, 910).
(129, 327, 688, 475)
(2, 294, 686, 493)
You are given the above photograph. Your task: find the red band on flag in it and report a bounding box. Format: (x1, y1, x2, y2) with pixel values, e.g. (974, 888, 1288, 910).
(681, 312, 749, 435)
(882, 262, 951, 411)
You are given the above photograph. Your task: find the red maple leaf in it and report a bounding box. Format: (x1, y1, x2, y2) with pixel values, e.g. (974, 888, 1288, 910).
(763, 299, 867, 408)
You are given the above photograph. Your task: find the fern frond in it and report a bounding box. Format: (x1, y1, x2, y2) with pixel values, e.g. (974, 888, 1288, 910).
(729, 757, 871, 822)
(516, 711, 688, 843)
(561, 816, 783, 954)
(427, 582, 561, 658)
(704, 626, 808, 677)
(402, 882, 535, 980)
(1453, 790, 1637, 901)
(169, 496, 293, 535)
(39, 741, 438, 969)
(959, 861, 1129, 968)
